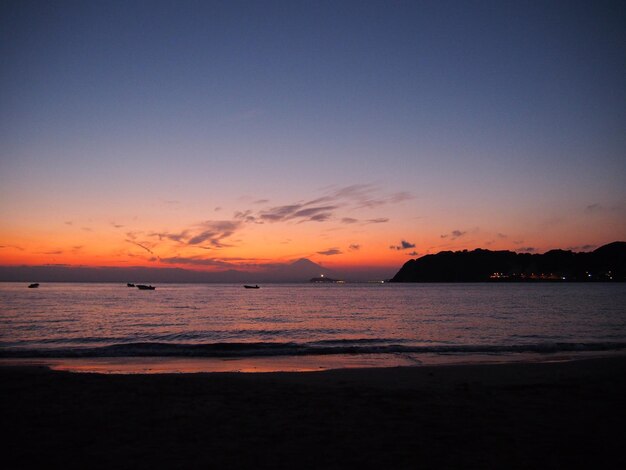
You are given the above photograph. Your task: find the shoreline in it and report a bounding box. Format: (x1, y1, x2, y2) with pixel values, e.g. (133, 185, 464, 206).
(3, 356, 625, 468)
(1, 349, 624, 374)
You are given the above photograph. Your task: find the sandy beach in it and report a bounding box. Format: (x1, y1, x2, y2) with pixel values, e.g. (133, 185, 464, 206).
(2, 357, 626, 469)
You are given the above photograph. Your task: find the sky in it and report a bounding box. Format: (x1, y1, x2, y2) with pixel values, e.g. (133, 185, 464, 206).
(1, 0, 625, 279)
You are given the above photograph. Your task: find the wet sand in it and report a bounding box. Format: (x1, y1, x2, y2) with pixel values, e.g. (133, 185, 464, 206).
(2, 357, 626, 469)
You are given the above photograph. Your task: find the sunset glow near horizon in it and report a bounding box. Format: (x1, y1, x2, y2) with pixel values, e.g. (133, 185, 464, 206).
(1, 1, 625, 279)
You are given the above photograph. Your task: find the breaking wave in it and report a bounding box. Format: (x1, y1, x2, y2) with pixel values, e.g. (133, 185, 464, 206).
(1, 340, 625, 358)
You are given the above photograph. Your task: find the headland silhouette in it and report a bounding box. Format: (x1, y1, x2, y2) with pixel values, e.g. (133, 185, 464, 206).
(391, 241, 626, 282)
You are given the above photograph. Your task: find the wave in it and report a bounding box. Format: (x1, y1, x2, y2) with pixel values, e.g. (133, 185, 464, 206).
(1, 340, 625, 358)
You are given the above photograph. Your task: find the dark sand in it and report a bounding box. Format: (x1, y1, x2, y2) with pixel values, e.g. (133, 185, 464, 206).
(2, 357, 626, 469)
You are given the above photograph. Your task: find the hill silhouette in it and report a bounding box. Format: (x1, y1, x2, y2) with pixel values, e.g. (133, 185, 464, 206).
(391, 242, 626, 282)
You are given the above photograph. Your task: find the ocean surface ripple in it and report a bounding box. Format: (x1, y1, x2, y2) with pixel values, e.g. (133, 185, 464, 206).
(1, 283, 625, 360)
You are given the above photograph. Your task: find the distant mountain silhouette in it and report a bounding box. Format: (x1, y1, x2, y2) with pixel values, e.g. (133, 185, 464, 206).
(390, 242, 626, 282)
(0, 258, 338, 284)
(257, 258, 340, 282)
(265, 258, 331, 281)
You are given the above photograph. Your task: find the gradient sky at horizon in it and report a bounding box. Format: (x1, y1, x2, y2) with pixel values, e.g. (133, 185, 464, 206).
(1, 0, 625, 278)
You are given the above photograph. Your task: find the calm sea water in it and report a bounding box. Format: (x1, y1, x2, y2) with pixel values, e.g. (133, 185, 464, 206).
(1, 283, 625, 365)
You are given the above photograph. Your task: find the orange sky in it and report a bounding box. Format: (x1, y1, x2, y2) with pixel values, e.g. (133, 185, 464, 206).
(2, 182, 624, 278)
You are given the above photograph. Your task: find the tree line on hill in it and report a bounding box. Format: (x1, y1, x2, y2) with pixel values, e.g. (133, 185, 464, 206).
(391, 241, 626, 282)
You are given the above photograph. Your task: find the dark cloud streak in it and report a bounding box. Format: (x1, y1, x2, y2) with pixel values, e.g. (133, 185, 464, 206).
(317, 248, 342, 256)
(126, 240, 154, 255)
(390, 240, 416, 250)
(159, 256, 235, 268)
(441, 230, 467, 240)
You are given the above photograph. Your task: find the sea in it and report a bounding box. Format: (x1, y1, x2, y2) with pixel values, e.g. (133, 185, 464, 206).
(1, 282, 625, 373)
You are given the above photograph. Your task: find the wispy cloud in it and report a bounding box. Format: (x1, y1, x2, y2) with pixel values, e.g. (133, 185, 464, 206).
(0, 244, 24, 251)
(126, 240, 154, 254)
(258, 204, 302, 222)
(293, 205, 337, 223)
(125, 231, 139, 241)
(349, 244, 360, 251)
(188, 220, 243, 247)
(148, 221, 241, 247)
(150, 231, 189, 242)
(390, 240, 416, 251)
(258, 204, 338, 223)
(160, 255, 302, 270)
(518, 247, 535, 253)
(441, 230, 466, 240)
(585, 202, 623, 214)
(131, 184, 411, 261)
(324, 184, 412, 209)
(159, 256, 237, 268)
(245, 184, 410, 225)
(317, 248, 342, 256)
(340, 217, 389, 225)
(234, 210, 258, 223)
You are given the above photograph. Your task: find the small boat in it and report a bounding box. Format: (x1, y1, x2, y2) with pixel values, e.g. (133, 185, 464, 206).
(127, 283, 135, 287)
(244, 284, 260, 289)
(136, 284, 156, 290)
(28, 283, 39, 288)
